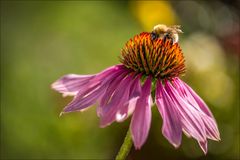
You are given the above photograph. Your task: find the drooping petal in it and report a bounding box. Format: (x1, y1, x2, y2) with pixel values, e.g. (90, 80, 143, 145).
(131, 77, 152, 149)
(99, 74, 135, 127)
(93, 65, 125, 82)
(173, 78, 220, 141)
(172, 78, 200, 111)
(173, 78, 213, 117)
(97, 71, 128, 117)
(198, 140, 208, 155)
(61, 66, 126, 113)
(51, 65, 125, 97)
(165, 81, 207, 143)
(62, 85, 105, 113)
(116, 75, 142, 122)
(200, 113, 220, 141)
(155, 80, 182, 148)
(51, 74, 94, 97)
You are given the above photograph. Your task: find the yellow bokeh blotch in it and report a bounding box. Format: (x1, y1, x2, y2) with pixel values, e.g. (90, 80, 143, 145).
(130, 1, 178, 30)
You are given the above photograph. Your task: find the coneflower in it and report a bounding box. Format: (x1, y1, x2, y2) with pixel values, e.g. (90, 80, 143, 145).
(51, 24, 220, 157)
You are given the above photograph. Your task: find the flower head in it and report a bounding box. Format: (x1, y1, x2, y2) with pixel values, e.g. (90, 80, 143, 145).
(120, 32, 185, 79)
(51, 24, 220, 154)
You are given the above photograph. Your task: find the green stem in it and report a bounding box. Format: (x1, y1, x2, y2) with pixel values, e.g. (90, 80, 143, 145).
(115, 128, 133, 160)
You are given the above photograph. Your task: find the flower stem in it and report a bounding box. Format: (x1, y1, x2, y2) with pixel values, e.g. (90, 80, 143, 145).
(115, 128, 133, 160)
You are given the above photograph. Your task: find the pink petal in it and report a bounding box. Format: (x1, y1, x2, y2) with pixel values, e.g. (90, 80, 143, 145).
(51, 74, 94, 97)
(155, 80, 182, 148)
(97, 71, 128, 117)
(173, 78, 213, 117)
(200, 113, 220, 141)
(173, 78, 220, 141)
(198, 140, 208, 154)
(61, 66, 126, 113)
(165, 81, 207, 143)
(131, 77, 152, 149)
(99, 74, 135, 127)
(116, 75, 142, 122)
(51, 65, 125, 97)
(93, 65, 125, 82)
(72, 65, 126, 98)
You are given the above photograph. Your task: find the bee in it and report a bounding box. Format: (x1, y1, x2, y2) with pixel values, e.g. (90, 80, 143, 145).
(150, 24, 183, 44)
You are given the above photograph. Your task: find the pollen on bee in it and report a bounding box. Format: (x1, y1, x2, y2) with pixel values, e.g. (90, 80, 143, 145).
(120, 32, 185, 80)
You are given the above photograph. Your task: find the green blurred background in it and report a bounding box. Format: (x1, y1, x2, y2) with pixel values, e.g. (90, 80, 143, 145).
(1, 1, 239, 159)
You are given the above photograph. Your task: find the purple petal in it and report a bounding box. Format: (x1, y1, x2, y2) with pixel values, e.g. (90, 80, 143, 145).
(75, 65, 126, 98)
(155, 80, 182, 148)
(173, 78, 213, 117)
(97, 71, 128, 117)
(198, 140, 208, 154)
(200, 113, 220, 141)
(116, 75, 142, 122)
(61, 66, 126, 113)
(99, 74, 135, 127)
(173, 78, 220, 141)
(131, 77, 152, 149)
(51, 74, 94, 97)
(93, 65, 125, 82)
(165, 81, 207, 143)
(51, 65, 125, 97)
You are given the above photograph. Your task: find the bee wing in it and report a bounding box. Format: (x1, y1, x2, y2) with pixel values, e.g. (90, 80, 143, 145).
(176, 28, 183, 33)
(167, 25, 183, 34)
(166, 29, 183, 34)
(172, 25, 181, 29)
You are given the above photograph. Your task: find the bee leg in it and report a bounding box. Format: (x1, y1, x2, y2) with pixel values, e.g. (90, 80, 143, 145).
(150, 32, 158, 41)
(169, 38, 174, 45)
(163, 33, 174, 45)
